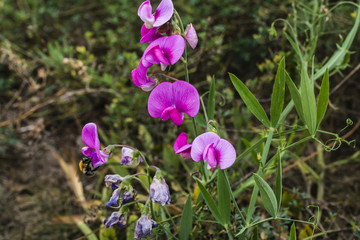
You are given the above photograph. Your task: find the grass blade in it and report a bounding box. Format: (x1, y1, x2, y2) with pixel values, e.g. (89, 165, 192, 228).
(300, 66, 317, 135)
(290, 222, 297, 240)
(316, 69, 329, 129)
(229, 73, 271, 128)
(179, 194, 193, 240)
(270, 57, 286, 126)
(218, 170, 231, 225)
(275, 151, 282, 212)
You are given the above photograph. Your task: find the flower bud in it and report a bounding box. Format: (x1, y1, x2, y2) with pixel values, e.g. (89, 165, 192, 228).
(135, 215, 157, 239)
(150, 173, 171, 206)
(185, 23, 198, 49)
(104, 211, 127, 229)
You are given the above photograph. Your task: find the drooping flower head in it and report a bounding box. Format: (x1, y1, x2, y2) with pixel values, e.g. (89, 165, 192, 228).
(185, 23, 198, 49)
(104, 174, 124, 190)
(150, 173, 171, 206)
(135, 215, 157, 239)
(132, 35, 185, 91)
(138, 0, 174, 29)
(191, 132, 236, 169)
(121, 147, 143, 167)
(173, 132, 192, 159)
(104, 177, 137, 207)
(81, 123, 110, 168)
(104, 211, 127, 229)
(148, 80, 200, 125)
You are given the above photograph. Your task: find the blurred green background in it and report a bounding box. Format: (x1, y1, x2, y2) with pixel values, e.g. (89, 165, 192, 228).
(0, 0, 359, 239)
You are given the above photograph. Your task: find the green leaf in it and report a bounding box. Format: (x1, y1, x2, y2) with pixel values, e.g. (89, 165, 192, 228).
(251, 227, 259, 240)
(195, 178, 223, 225)
(316, 69, 329, 129)
(229, 73, 271, 128)
(207, 76, 216, 120)
(275, 152, 282, 212)
(217, 170, 231, 225)
(253, 173, 278, 217)
(179, 195, 193, 240)
(270, 57, 286, 126)
(285, 72, 304, 123)
(77, 221, 98, 240)
(290, 223, 297, 240)
(300, 66, 317, 135)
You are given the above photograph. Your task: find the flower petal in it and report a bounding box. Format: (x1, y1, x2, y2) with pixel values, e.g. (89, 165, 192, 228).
(203, 143, 217, 168)
(215, 139, 236, 169)
(153, 0, 174, 27)
(185, 23, 198, 49)
(138, 0, 155, 28)
(161, 35, 185, 65)
(140, 24, 162, 43)
(172, 81, 200, 117)
(131, 62, 157, 91)
(173, 132, 189, 152)
(93, 149, 110, 168)
(82, 123, 100, 150)
(143, 45, 170, 66)
(148, 82, 173, 118)
(160, 106, 183, 125)
(81, 146, 93, 158)
(191, 132, 220, 162)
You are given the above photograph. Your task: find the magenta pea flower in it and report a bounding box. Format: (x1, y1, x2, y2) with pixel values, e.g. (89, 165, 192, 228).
(173, 132, 192, 159)
(141, 35, 185, 71)
(140, 24, 162, 43)
(81, 123, 110, 168)
(191, 132, 236, 169)
(131, 61, 157, 91)
(185, 23, 198, 49)
(138, 0, 174, 29)
(148, 80, 200, 125)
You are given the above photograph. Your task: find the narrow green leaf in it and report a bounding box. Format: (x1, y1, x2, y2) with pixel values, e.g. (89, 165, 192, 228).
(207, 76, 216, 120)
(179, 195, 193, 240)
(253, 173, 278, 217)
(285, 72, 304, 123)
(77, 221, 98, 240)
(300, 66, 317, 135)
(290, 223, 297, 240)
(195, 178, 223, 225)
(270, 57, 286, 126)
(283, 32, 304, 65)
(218, 170, 231, 225)
(251, 227, 259, 240)
(229, 73, 271, 127)
(316, 69, 329, 129)
(275, 152, 282, 212)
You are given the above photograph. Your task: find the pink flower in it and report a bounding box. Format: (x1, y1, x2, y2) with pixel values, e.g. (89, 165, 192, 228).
(140, 24, 162, 43)
(81, 123, 110, 168)
(173, 132, 192, 159)
(191, 132, 236, 169)
(185, 23, 198, 49)
(148, 81, 200, 126)
(138, 0, 174, 29)
(132, 35, 185, 91)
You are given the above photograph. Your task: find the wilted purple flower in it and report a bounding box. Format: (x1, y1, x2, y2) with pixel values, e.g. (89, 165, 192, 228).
(106, 188, 122, 207)
(148, 81, 200, 125)
(173, 132, 192, 159)
(138, 0, 174, 29)
(140, 24, 162, 43)
(185, 23, 198, 49)
(150, 177, 171, 206)
(104, 212, 127, 229)
(105, 174, 123, 190)
(121, 147, 143, 166)
(122, 188, 137, 204)
(191, 132, 236, 169)
(81, 123, 110, 168)
(135, 215, 157, 239)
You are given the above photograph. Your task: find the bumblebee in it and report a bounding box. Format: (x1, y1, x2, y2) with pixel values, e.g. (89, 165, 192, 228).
(79, 157, 99, 176)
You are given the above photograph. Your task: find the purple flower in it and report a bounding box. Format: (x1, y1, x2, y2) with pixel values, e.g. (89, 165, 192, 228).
(173, 132, 192, 159)
(121, 147, 143, 166)
(106, 188, 122, 207)
(104, 212, 127, 229)
(191, 132, 236, 169)
(140, 24, 162, 43)
(148, 81, 200, 125)
(185, 23, 198, 49)
(105, 174, 123, 190)
(150, 177, 171, 206)
(132, 35, 185, 91)
(138, 0, 174, 29)
(105, 187, 136, 207)
(135, 215, 157, 239)
(81, 123, 110, 168)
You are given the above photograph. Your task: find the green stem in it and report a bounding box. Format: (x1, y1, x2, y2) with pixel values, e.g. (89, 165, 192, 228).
(174, 10, 189, 83)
